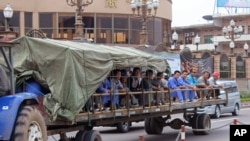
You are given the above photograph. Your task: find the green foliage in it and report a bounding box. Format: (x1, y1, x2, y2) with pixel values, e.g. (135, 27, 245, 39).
(240, 91, 250, 101)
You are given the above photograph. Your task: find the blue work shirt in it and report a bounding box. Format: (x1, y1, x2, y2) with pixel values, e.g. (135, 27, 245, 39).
(96, 78, 111, 104)
(187, 74, 198, 85)
(168, 76, 181, 89)
(110, 79, 123, 105)
(178, 76, 191, 86)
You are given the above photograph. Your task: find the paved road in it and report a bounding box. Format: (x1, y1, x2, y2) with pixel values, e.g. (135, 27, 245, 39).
(48, 107, 250, 141)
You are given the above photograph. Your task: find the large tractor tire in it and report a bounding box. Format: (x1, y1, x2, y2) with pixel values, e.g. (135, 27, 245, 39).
(11, 106, 47, 141)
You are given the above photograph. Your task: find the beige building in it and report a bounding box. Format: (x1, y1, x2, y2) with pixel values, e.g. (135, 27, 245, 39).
(0, 0, 172, 46)
(173, 13, 250, 91)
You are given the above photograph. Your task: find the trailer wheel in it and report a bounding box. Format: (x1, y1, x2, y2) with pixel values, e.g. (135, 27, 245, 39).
(144, 118, 153, 134)
(192, 114, 211, 135)
(75, 130, 86, 141)
(11, 106, 47, 141)
(84, 130, 102, 141)
(116, 122, 130, 133)
(150, 118, 163, 135)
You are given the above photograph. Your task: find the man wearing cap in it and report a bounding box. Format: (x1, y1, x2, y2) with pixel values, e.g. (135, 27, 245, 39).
(209, 72, 223, 87)
(208, 71, 223, 99)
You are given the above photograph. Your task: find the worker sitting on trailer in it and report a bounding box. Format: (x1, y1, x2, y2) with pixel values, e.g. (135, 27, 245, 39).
(178, 70, 196, 102)
(168, 70, 185, 103)
(95, 77, 111, 110)
(110, 69, 123, 109)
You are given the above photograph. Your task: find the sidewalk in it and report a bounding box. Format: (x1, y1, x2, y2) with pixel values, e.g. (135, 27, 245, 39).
(241, 101, 250, 108)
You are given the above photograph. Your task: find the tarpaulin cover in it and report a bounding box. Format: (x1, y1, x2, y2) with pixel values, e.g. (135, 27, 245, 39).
(13, 36, 169, 122)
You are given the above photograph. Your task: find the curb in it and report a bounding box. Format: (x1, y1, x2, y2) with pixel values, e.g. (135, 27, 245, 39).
(241, 101, 250, 108)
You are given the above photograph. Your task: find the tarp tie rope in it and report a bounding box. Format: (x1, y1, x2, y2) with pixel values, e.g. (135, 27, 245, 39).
(82, 49, 92, 127)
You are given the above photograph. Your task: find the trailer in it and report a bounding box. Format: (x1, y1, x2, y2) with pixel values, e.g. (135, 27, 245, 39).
(0, 36, 228, 141)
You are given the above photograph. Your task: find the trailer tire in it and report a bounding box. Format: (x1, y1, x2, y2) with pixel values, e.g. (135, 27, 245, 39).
(192, 114, 211, 135)
(116, 122, 130, 133)
(11, 106, 47, 141)
(84, 130, 102, 141)
(198, 114, 211, 135)
(144, 118, 153, 134)
(192, 114, 200, 135)
(75, 130, 86, 141)
(150, 118, 163, 135)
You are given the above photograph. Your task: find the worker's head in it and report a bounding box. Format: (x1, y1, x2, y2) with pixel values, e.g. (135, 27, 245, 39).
(213, 71, 220, 80)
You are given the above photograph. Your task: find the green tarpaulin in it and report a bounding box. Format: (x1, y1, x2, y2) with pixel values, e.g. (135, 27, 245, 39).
(13, 36, 169, 122)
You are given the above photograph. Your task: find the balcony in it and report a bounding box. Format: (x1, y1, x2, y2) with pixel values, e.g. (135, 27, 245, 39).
(214, 34, 250, 43)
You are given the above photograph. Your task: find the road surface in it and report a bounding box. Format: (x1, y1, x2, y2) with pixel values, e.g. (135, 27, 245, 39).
(48, 107, 250, 141)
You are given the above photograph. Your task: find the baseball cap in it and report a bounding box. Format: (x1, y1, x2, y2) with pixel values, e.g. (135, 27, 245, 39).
(213, 71, 219, 77)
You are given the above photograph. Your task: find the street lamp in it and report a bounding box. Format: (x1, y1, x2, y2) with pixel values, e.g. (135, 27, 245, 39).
(222, 19, 243, 55)
(229, 41, 235, 55)
(172, 31, 178, 49)
(66, 0, 93, 40)
(3, 4, 13, 31)
(130, 0, 159, 47)
(194, 34, 200, 52)
(243, 42, 249, 57)
(213, 37, 219, 52)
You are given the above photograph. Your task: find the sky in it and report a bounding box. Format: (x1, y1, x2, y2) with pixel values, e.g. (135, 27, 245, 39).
(172, 0, 218, 27)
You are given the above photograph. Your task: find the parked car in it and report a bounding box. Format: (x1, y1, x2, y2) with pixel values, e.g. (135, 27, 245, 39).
(197, 80, 241, 118)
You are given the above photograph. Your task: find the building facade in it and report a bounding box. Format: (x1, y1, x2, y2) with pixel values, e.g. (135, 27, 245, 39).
(0, 0, 172, 46)
(172, 13, 250, 91)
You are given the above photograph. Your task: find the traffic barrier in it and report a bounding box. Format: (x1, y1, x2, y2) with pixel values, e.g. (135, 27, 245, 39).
(180, 125, 185, 141)
(233, 118, 237, 125)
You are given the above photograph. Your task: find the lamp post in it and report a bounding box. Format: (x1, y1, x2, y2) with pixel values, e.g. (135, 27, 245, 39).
(172, 31, 178, 49)
(194, 34, 200, 52)
(3, 4, 13, 31)
(222, 19, 243, 55)
(213, 38, 219, 52)
(130, 0, 159, 47)
(243, 42, 249, 57)
(66, 0, 93, 40)
(229, 41, 235, 55)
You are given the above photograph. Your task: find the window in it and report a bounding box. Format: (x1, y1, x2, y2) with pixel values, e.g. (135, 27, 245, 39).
(39, 13, 53, 38)
(220, 54, 230, 78)
(114, 15, 128, 44)
(0, 11, 20, 33)
(236, 55, 245, 78)
(184, 32, 195, 44)
(204, 35, 213, 44)
(25, 12, 32, 34)
(96, 14, 112, 43)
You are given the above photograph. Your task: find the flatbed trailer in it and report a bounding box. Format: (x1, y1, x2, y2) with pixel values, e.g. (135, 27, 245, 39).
(0, 37, 228, 141)
(42, 87, 228, 140)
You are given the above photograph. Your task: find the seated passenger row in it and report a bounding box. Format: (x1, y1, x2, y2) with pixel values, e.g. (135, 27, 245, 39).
(93, 67, 169, 111)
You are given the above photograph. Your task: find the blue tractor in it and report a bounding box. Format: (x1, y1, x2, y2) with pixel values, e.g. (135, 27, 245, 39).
(0, 41, 47, 141)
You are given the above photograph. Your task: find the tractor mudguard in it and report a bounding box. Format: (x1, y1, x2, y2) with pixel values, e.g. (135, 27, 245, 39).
(0, 93, 39, 140)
